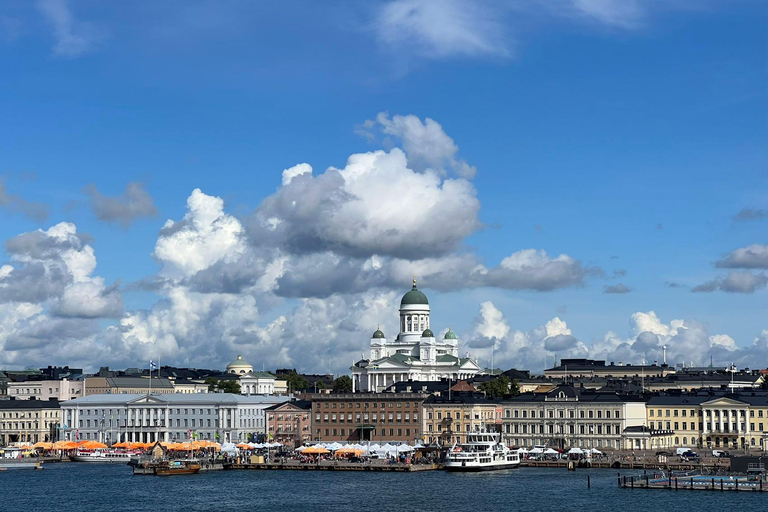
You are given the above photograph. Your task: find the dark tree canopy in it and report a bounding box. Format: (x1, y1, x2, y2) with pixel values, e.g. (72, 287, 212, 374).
(333, 375, 353, 393)
(479, 376, 520, 399)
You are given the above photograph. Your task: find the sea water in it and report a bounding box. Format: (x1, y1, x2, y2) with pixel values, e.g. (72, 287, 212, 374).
(1, 464, 763, 512)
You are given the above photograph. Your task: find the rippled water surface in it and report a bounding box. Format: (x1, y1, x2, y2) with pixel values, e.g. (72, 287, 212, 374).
(2, 463, 765, 512)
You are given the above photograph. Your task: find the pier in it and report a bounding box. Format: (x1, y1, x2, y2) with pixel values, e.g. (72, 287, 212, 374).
(223, 460, 440, 472)
(618, 472, 767, 492)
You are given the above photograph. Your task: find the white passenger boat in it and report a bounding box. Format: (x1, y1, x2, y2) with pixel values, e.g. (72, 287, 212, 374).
(73, 449, 137, 463)
(445, 430, 520, 472)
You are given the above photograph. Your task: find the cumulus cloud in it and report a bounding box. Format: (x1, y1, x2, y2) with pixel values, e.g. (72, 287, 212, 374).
(37, 0, 104, 57)
(0, 222, 123, 367)
(604, 283, 631, 294)
(154, 189, 246, 277)
(692, 271, 767, 294)
(85, 182, 157, 227)
(360, 113, 477, 178)
(716, 244, 768, 270)
(0, 179, 49, 221)
(464, 307, 768, 373)
(249, 147, 481, 259)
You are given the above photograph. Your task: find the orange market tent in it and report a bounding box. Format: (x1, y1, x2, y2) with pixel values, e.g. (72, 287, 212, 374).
(53, 441, 78, 450)
(236, 443, 251, 449)
(336, 447, 364, 456)
(112, 441, 128, 448)
(33, 442, 54, 450)
(302, 446, 330, 454)
(79, 441, 107, 449)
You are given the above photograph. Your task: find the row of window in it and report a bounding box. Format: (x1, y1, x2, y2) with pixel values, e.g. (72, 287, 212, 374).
(649, 409, 765, 418)
(0, 411, 59, 419)
(315, 402, 417, 410)
(506, 409, 621, 419)
(503, 423, 620, 435)
(316, 413, 419, 423)
(649, 420, 766, 432)
(316, 427, 419, 437)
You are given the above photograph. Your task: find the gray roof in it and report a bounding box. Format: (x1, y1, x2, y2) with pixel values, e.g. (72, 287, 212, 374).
(0, 398, 60, 409)
(61, 393, 287, 406)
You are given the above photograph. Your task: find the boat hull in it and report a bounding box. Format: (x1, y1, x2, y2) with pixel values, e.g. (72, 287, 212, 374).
(155, 464, 201, 475)
(445, 462, 520, 472)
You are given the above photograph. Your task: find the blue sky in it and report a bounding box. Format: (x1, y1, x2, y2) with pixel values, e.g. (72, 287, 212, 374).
(0, 0, 766, 373)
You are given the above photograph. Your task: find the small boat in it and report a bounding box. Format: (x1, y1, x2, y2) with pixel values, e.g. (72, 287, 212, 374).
(73, 449, 139, 463)
(154, 460, 201, 476)
(445, 429, 520, 472)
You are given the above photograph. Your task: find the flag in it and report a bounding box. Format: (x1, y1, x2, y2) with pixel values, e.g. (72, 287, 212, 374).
(150, 360, 157, 370)
(215, 432, 220, 440)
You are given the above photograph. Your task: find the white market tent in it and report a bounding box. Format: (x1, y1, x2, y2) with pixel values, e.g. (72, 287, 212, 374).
(568, 447, 584, 454)
(529, 447, 544, 454)
(543, 448, 559, 455)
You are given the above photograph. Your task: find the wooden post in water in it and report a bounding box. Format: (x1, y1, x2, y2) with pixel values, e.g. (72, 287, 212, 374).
(631, 476, 634, 489)
(690, 477, 693, 489)
(720, 479, 724, 492)
(618, 473, 621, 487)
(675, 477, 678, 491)
(587, 475, 591, 489)
(711, 478, 715, 490)
(735, 479, 738, 491)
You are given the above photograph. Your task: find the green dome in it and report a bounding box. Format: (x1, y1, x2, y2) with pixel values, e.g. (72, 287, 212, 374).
(372, 329, 385, 339)
(422, 328, 434, 338)
(444, 329, 457, 340)
(401, 279, 429, 306)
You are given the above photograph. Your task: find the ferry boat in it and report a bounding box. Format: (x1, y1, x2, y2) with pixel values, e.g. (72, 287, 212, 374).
(445, 430, 520, 472)
(73, 449, 138, 463)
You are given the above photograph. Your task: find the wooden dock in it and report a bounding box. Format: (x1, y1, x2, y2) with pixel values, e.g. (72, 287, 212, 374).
(223, 461, 441, 472)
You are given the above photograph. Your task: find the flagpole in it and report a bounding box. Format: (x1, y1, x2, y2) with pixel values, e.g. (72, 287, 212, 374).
(149, 359, 152, 397)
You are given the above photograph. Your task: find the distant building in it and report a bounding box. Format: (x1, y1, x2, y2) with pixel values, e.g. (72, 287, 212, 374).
(6, 378, 84, 401)
(308, 392, 425, 444)
(84, 376, 175, 395)
(544, 358, 676, 379)
(265, 400, 312, 448)
(422, 393, 500, 446)
(226, 355, 253, 374)
(60, 393, 285, 444)
(351, 280, 481, 392)
(500, 385, 648, 450)
(0, 398, 61, 445)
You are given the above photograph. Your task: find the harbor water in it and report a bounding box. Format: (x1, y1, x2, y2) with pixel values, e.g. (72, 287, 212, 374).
(2, 464, 764, 512)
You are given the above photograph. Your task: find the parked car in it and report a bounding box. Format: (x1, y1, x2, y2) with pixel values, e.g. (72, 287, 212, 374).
(680, 451, 700, 461)
(655, 450, 673, 457)
(712, 450, 731, 458)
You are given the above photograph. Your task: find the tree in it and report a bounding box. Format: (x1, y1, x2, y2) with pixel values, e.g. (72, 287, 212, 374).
(205, 377, 241, 394)
(277, 372, 310, 393)
(509, 379, 521, 397)
(333, 375, 353, 393)
(204, 377, 219, 392)
(479, 375, 511, 399)
(218, 380, 241, 394)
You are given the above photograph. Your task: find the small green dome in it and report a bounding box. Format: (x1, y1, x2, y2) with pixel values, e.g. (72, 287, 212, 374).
(444, 329, 457, 340)
(401, 278, 428, 305)
(422, 328, 434, 338)
(372, 329, 385, 339)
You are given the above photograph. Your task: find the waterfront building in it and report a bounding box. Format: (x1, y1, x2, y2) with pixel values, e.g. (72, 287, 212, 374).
(0, 398, 61, 445)
(500, 385, 647, 450)
(308, 392, 425, 444)
(84, 376, 175, 395)
(647, 389, 768, 451)
(265, 400, 312, 448)
(350, 280, 481, 392)
(544, 358, 676, 379)
(60, 393, 285, 444)
(422, 393, 501, 446)
(6, 378, 84, 401)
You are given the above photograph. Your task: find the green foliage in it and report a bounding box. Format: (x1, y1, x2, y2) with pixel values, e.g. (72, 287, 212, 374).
(332, 375, 353, 393)
(205, 377, 241, 394)
(277, 372, 310, 393)
(479, 375, 512, 399)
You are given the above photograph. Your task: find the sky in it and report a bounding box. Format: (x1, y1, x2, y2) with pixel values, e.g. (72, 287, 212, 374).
(0, 0, 766, 375)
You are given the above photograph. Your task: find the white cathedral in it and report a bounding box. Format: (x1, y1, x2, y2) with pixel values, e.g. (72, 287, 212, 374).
(350, 279, 482, 392)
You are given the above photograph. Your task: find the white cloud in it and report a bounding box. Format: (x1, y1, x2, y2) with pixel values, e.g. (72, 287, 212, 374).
(154, 189, 246, 277)
(282, 163, 313, 186)
(716, 244, 768, 270)
(568, 0, 645, 28)
(692, 271, 767, 294)
(368, 112, 477, 178)
(375, 0, 509, 59)
(37, 0, 104, 57)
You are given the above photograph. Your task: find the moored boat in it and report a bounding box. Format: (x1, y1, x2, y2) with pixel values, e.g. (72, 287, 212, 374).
(73, 449, 139, 463)
(445, 429, 520, 472)
(154, 460, 201, 475)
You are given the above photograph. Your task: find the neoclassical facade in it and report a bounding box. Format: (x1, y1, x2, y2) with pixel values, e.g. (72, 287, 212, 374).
(350, 280, 481, 392)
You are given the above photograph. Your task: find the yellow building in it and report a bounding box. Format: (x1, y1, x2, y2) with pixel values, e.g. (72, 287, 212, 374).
(0, 399, 61, 445)
(647, 390, 768, 451)
(422, 394, 500, 446)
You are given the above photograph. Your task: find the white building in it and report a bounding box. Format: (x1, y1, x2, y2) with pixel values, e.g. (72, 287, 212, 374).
(350, 280, 481, 392)
(60, 393, 286, 444)
(6, 378, 85, 401)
